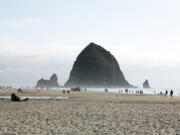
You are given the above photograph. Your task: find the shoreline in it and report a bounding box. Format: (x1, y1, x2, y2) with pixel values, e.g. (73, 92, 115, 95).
(0, 88, 180, 104)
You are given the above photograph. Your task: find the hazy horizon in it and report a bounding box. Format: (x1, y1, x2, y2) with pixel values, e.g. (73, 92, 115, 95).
(0, 0, 180, 88)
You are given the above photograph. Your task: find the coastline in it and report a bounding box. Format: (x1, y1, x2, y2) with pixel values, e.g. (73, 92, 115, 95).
(0, 88, 180, 104)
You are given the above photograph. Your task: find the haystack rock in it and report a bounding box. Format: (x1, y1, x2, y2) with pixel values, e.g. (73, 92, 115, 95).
(143, 80, 150, 88)
(36, 74, 60, 89)
(65, 42, 133, 88)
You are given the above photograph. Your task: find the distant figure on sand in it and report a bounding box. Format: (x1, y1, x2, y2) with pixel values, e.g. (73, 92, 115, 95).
(105, 89, 108, 93)
(165, 90, 168, 96)
(125, 89, 128, 93)
(17, 88, 23, 92)
(170, 90, 173, 98)
(63, 90, 66, 94)
(140, 90, 143, 94)
(67, 90, 70, 94)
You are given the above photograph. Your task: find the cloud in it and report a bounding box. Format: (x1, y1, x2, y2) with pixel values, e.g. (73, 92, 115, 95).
(0, 42, 80, 63)
(0, 19, 42, 27)
(103, 40, 180, 66)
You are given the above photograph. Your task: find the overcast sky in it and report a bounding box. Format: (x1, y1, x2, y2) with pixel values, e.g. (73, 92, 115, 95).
(0, 0, 180, 88)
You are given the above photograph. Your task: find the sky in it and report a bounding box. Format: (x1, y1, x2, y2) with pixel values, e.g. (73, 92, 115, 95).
(0, 0, 180, 88)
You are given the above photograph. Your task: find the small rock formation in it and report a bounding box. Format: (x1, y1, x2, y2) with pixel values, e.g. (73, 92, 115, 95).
(36, 74, 60, 89)
(65, 42, 133, 88)
(143, 80, 150, 88)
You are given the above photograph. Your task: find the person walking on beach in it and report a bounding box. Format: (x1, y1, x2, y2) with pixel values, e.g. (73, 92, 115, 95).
(165, 90, 168, 96)
(170, 90, 173, 98)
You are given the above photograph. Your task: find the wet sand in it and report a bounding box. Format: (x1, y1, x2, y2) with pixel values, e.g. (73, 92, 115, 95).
(0, 88, 180, 134)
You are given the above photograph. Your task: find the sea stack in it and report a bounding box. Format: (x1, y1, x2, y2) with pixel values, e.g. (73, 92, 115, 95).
(143, 80, 150, 88)
(65, 42, 133, 88)
(36, 74, 60, 89)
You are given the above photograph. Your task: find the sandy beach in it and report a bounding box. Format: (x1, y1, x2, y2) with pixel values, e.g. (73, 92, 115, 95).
(0, 89, 180, 135)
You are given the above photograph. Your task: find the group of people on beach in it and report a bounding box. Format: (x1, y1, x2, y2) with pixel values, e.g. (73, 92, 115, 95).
(165, 90, 173, 97)
(62, 90, 70, 94)
(9, 87, 175, 102)
(105, 88, 174, 97)
(0, 86, 12, 89)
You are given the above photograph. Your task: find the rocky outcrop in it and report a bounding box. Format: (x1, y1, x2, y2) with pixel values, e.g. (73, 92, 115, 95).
(143, 80, 150, 88)
(65, 42, 133, 88)
(36, 74, 60, 89)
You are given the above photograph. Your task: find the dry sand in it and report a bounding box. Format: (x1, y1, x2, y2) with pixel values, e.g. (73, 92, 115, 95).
(0, 88, 180, 135)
